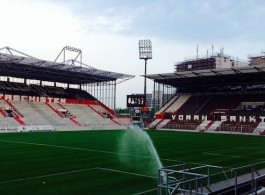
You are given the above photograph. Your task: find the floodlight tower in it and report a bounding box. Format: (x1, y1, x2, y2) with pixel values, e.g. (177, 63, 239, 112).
(139, 40, 152, 99)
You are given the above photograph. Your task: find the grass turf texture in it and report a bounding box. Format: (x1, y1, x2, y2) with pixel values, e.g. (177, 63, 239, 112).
(0, 130, 265, 194)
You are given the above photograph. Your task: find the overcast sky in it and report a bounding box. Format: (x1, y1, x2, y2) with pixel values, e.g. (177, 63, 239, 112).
(1, 0, 265, 108)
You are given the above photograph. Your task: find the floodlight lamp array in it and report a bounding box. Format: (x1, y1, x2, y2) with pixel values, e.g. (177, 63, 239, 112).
(64, 46, 81, 53)
(139, 39, 152, 60)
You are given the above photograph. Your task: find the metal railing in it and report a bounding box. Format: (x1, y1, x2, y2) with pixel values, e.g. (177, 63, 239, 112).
(158, 163, 228, 195)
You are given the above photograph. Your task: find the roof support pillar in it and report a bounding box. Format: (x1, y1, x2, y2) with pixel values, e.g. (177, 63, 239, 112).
(114, 80, 116, 110)
(153, 80, 155, 109)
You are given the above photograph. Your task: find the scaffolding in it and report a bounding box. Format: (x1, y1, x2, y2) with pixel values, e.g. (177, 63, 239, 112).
(158, 163, 265, 195)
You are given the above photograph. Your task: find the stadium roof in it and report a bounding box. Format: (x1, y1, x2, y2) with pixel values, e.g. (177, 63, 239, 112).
(0, 46, 134, 85)
(144, 64, 265, 88)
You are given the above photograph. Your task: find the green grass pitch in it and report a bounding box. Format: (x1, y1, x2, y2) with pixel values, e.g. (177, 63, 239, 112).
(0, 130, 265, 194)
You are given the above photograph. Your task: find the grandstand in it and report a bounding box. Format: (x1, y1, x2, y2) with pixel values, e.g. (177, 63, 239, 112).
(145, 51, 265, 135)
(141, 51, 265, 194)
(0, 46, 134, 131)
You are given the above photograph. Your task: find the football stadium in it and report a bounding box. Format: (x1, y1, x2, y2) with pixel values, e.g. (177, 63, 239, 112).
(1, 45, 265, 195)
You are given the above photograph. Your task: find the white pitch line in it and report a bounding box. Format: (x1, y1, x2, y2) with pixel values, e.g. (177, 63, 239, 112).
(230, 160, 265, 170)
(0, 139, 233, 169)
(0, 139, 206, 167)
(202, 152, 265, 161)
(0, 139, 118, 154)
(203, 152, 245, 158)
(0, 166, 157, 185)
(133, 188, 157, 195)
(98, 167, 158, 195)
(206, 146, 246, 153)
(202, 152, 250, 160)
(98, 167, 156, 179)
(159, 157, 233, 169)
(0, 139, 158, 160)
(203, 152, 223, 156)
(205, 144, 264, 154)
(0, 167, 97, 184)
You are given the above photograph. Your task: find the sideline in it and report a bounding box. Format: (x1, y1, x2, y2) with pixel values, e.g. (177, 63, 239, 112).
(0, 167, 97, 184)
(98, 167, 156, 179)
(0, 139, 156, 159)
(0, 166, 156, 184)
(133, 188, 157, 195)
